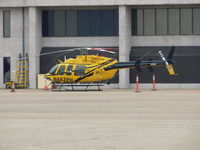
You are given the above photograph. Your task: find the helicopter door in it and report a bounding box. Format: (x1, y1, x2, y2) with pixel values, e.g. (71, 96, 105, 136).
(75, 65, 86, 76)
(66, 65, 73, 75)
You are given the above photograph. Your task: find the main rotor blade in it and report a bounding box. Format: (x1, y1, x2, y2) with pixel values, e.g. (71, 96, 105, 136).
(86, 48, 117, 54)
(40, 48, 76, 56)
(138, 51, 151, 60)
(39, 47, 118, 56)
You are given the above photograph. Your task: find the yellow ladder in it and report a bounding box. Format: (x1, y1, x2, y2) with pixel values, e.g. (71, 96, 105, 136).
(14, 54, 29, 88)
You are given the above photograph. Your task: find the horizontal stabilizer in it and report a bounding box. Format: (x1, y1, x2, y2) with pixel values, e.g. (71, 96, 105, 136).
(166, 64, 175, 75)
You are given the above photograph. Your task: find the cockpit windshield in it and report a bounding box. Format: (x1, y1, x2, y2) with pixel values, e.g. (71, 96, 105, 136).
(49, 64, 58, 74)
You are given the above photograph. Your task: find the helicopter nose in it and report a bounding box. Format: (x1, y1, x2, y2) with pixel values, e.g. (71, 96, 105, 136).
(44, 73, 51, 80)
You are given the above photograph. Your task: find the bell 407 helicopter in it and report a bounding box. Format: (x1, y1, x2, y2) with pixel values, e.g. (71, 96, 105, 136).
(42, 47, 176, 90)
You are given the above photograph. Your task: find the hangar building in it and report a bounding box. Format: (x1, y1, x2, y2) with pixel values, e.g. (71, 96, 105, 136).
(0, 0, 200, 89)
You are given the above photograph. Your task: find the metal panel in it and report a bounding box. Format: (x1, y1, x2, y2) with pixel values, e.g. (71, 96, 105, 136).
(54, 11, 65, 37)
(3, 11, 10, 37)
(180, 9, 192, 35)
(77, 10, 90, 36)
(156, 9, 167, 35)
(144, 9, 155, 35)
(193, 8, 200, 34)
(168, 9, 180, 35)
(90, 10, 102, 36)
(66, 10, 77, 36)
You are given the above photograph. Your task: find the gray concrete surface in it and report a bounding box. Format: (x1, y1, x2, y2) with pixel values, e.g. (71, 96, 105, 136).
(0, 89, 200, 150)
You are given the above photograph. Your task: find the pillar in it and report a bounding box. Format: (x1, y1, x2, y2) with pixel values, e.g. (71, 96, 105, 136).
(119, 6, 132, 89)
(0, 57, 3, 88)
(28, 7, 41, 88)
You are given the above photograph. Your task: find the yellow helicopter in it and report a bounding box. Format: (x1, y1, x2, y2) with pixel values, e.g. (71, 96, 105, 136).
(42, 47, 176, 90)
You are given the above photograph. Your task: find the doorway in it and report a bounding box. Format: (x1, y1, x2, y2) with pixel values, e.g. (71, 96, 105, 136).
(3, 57, 11, 83)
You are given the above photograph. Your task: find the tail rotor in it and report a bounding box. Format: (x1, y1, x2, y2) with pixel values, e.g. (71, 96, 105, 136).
(158, 47, 176, 75)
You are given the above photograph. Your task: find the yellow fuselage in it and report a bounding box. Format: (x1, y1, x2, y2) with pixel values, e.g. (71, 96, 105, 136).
(45, 55, 118, 83)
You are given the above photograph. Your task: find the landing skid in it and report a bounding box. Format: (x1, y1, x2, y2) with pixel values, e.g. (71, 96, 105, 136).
(51, 83, 104, 91)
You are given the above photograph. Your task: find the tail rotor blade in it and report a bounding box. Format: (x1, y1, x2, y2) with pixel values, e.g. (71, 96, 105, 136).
(159, 51, 175, 75)
(167, 46, 175, 60)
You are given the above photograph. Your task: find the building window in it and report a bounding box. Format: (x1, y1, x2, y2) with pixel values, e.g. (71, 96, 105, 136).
(102, 10, 115, 36)
(156, 9, 167, 35)
(42, 10, 54, 36)
(168, 9, 180, 35)
(66, 10, 78, 36)
(77, 10, 90, 36)
(180, 9, 192, 35)
(90, 10, 102, 36)
(132, 8, 200, 35)
(144, 9, 156, 35)
(54, 11, 66, 37)
(3, 11, 11, 37)
(3, 57, 11, 83)
(193, 8, 200, 34)
(42, 9, 119, 37)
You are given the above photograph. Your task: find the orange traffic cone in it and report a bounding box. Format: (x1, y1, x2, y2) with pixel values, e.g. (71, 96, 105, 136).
(135, 75, 140, 92)
(151, 74, 157, 91)
(43, 80, 49, 90)
(11, 82, 15, 92)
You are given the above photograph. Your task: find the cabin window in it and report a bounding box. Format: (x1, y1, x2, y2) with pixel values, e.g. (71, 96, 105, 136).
(75, 65, 86, 76)
(66, 65, 73, 75)
(57, 65, 66, 74)
(49, 64, 58, 74)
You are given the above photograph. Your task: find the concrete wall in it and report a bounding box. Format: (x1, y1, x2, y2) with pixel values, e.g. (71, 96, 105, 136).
(42, 37, 118, 47)
(1, 0, 200, 7)
(42, 36, 200, 48)
(0, 8, 24, 87)
(131, 36, 200, 46)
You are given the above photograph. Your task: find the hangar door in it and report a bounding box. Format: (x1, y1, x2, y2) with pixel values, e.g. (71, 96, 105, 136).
(130, 46, 200, 83)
